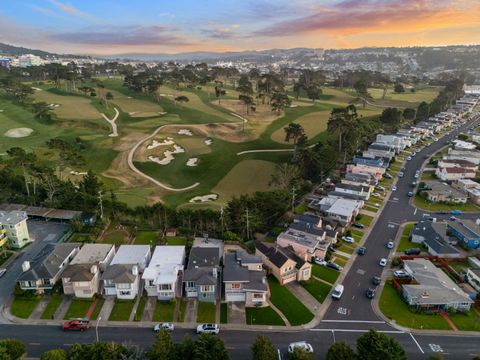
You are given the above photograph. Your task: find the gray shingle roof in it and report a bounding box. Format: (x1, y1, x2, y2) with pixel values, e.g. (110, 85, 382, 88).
(101, 264, 137, 284)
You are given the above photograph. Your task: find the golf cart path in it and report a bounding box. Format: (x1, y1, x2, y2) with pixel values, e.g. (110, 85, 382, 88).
(102, 107, 120, 137)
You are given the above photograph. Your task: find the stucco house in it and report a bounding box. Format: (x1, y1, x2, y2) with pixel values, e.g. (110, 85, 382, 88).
(183, 247, 221, 302)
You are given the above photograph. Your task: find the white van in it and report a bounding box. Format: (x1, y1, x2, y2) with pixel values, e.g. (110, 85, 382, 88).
(331, 284, 344, 299)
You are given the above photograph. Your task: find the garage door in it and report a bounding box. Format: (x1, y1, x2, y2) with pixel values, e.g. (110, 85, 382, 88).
(226, 292, 245, 302)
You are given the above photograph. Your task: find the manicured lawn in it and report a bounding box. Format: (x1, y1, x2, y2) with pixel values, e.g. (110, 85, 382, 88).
(301, 279, 332, 304)
(165, 237, 188, 245)
(367, 196, 383, 205)
(108, 299, 135, 321)
(450, 309, 480, 331)
(364, 205, 379, 213)
(134, 296, 147, 321)
(421, 171, 437, 181)
(41, 294, 63, 319)
(414, 195, 480, 212)
(245, 306, 285, 326)
(64, 298, 94, 319)
(177, 299, 187, 322)
(379, 282, 451, 330)
(153, 301, 176, 322)
(68, 233, 94, 244)
(134, 230, 161, 246)
(10, 296, 41, 319)
(397, 223, 415, 252)
(337, 244, 354, 254)
(312, 264, 340, 284)
(90, 298, 104, 320)
(351, 229, 364, 238)
(333, 255, 348, 267)
(220, 303, 228, 324)
(102, 231, 130, 246)
(356, 214, 374, 227)
(268, 276, 314, 326)
(197, 302, 216, 323)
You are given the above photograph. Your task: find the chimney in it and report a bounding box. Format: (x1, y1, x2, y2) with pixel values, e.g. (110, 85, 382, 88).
(132, 265, 138, 276)
(22, 261, 30, 272)
(476, 218, 480, 226)
(212, 267, 218, 278)
(90, 265, 98, 274)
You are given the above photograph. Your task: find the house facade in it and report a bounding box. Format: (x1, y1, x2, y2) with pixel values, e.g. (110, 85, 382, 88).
(142, 246, 185, 300)
(447, 220, 480, 249)
(318, 196, 363, 225)
(0, 211, 31, 249)
(183, 247, 221, 302)
(435, 166, 476, 181)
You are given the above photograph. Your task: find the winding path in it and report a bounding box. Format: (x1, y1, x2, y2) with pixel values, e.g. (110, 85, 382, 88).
(127, 125, 200, 192)
(102, 107, 120, 137)
(237, 144, 315, 155)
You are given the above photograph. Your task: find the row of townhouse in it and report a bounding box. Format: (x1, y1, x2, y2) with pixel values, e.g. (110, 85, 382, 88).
(18, 242, 270, 306)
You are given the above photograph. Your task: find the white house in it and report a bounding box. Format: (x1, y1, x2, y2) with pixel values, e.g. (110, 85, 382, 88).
(318, 196, 363, 225)
(435, 166, 476, 181)
(142, 246, 185, 300)
(102, 245, 151, 300)
(444, 149, 480, 165)
(0, 211, 31, 248)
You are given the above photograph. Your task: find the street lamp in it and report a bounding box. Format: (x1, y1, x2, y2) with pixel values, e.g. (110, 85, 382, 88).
(95, 316, 102, 342)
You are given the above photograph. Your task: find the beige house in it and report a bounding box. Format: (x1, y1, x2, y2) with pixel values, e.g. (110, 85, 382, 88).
(256, 242, 311, 285)
(62, 244, 115, 298)
(0, 211, 31, 248)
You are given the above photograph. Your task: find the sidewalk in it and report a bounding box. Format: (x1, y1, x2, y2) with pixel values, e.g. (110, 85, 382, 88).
(286, 282, 321, 313)
(98, 297, 114, 322)
(29, 296, 50, 320)
(54, 297, 72, 320)
(142, 297, 155, 322)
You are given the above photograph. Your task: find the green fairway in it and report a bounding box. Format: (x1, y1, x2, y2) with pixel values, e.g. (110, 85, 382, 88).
(106, 89, 164, 117)
(268, 276, 314, 326)
(246, 306, 285, 326)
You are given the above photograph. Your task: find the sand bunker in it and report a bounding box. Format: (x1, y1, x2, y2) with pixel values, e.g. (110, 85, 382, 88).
(31, 87, 42, 91)
(4, 128, 34, 138)
(147, 137, 174, 149)
(186, 158, 198, 167)
(70, 171, 87, 176)
(189, 194, 218, 203)
(0, 110, 4, 112)
(178, 129, 193, 136)
(148, 144, 185, 165)
(204, 138, 213, 146)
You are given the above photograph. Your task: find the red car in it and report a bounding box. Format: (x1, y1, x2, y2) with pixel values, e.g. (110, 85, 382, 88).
(63, 318, 90, 331)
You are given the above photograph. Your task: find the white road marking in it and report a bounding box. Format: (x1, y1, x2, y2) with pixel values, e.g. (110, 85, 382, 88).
(331, 330, 336, 343)
(414, 208, 418, 215)
(356, 269, 366, 275)
(409, 333, 424, 354)
(429, 344, 443, 353)
(337, 307, 348, 315)
(322, 320, 385, 324)
(311, 329, 404, 334)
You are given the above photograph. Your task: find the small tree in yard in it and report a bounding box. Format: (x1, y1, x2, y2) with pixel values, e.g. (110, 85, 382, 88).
(0, 339, 26, 360)
(148, 328, 176, 360)
(288, 347, 313, 360)
(326, 341, 357, 360)
(357, 329, 406, 360)
(41, 349, 67, 360)
(251, 335, 277, 360)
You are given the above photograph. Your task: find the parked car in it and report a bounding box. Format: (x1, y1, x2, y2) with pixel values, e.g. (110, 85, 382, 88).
(196, 323, 219, 334)
(392, 186, 397, 191)
(386, 241, 394, 249)
(449, 216, 457, 221)
(288, 342, 313, 354)
(375, 185, 385, 191)
(407, 191, 414, 197)
(314, 257, 327, 266)
(407, 156, 412, 161)
(372, 192, 382, 198)
(398, 172, 404, 178)
(436, 211, 448, 215)
(331, 284, 345, 300)
(326, 261, 343, 271)
(411, 181, 417, 187)
(353, 223, 365, 229)
(393, 270, 410, 278)
(366, 288, 376, 299)
(383, 173, 393, 179)
(63, 319, 90, 331)
(154, 322, 174, 332)
(405, 248, 421, 255)
(328, 246, 337, 253)
(372, 276, 381, 286)
(0, 268, 6, 278)
(357, 246, 366, 255)
(341, 236, 354, 243)
(451, 210, 462, 215)
(414, 173, 419, 179)
(379, 258, 387, 267)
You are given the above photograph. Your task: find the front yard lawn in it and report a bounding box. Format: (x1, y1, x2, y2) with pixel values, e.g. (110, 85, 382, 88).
(397, 223, 415, 252)
(220, 303, 228, 324)
(414, 195, 480, 212)
(153, 300, 175, 322)
(364, 205, 379, 213)
(90, 298, 104, 320)
(134, 296, 147, 321)
(0, 251, 14, 266)
(197, 301, 216, 323)
(177, 299, 187, 322)
(312, 264, 340, 284)
(333, 255, 348, 267)
(268, 276, 313, 326)
(10, 296, 41, 319)
(41, 293, 63, 319)
(450, 309, 480, 331)
(108, 299, 135, 321)
(379, 282, 451, 330)
(301, 279, 332, 304)
(356, 214, 374, 227)
(337, 244, 354, 254)
(64, 298, 93, 319)
(366, 196, 383, 205)
(246, 306, 285, 326)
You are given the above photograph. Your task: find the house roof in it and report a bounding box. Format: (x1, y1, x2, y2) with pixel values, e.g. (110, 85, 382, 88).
(288, 221, 326, 238)
(335, 183, 370, 193)
(61, 264, 96, 282)
(244, 271, 268, 292)
(18, 243, 80, 282)
(186, 247, 220, 269)
(70, 244, 113, 265)
(235, 250, 262, 265)
(142, 246, 185, 285)
(293, 214, 321, 225)
(412, 220, 459, 255)
(424, 181, 466, 199)
(440, 159, 477, 167)
(441, 167, 474, 174)
(110, 245, 150, 266)
(0, 211, 27, 225)
(320, 196, 362, 217)
(101, 264, 137, 284)
(223, 252, 250, 282)
(447, 219, 480, 238)
(343, 172, 377, 185)
(256, 242, 306, 270)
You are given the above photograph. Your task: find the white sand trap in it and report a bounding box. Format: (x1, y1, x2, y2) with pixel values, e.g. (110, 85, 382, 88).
(31, 87, 42, 91)
(178, 129, 193, 136)
(159, 93, 174, 97)
(159, 112, 167, 115)
(148, 144, 185, 165)
(147, 137, 174, 149)
(204, 138, 213, 146)
(186, 158, 198, 167)
(127, 96, 133, 99)
(70, 171, 87, 176)
(0, 110, 4, 112)
(189, 194, 218, 203)
(4, 128, 34, 138)
(129, 112, 138, 116)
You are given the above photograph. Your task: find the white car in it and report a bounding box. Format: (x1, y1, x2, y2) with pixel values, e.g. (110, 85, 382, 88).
(407, 156, 412, 161)
(288, 341, 313, 354)
(391, 186, 397, 191)
(379, 258, 387, 267)
(331, 284, 344, 299)
(154, 322, 174, 332)
(398, 172, 404, 178)
(314, 257, 327, 266)
(0, 268, 6, 278)
(393, 270, 410, 278)
(414, 173, 419, 179)
(372, 192, 382, 198)
(386, 241, 394, 249)
(196, 323, 219, 334)
(341, 236, 354, 243)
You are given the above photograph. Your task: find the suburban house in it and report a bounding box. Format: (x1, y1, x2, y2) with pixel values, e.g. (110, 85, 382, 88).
(422, 181, 467, 204)
(410, 220, 460, 258)
(466, 268, 480, 292)
(452, 179, 480, 205)
(61, 244, 115, 298)
(352, 156, 386, 168)
(102, 245, 151, 299)
(346, 163, 385, 180)
(317, 196, 363, 225)
(435, 166, 476, 181)
(256, 242, 311, 285)
(402, 259, 473, 312)
(342, 172, 377, 191)
(333, 183, 371, 200)
(183, 247, 221, 302)
(223, 251, 269, 306)
(0, 211, 31, 249)
(444, 149, 480, 165)
(447, 219, 480, 249)
(363, 143, 395, 160)
(143, 246, 185, 300)
(18, 243, 80, 292)
(375, 134, 407, 153)
(437, 160, 478, 172)
(453, 140, 477, 150)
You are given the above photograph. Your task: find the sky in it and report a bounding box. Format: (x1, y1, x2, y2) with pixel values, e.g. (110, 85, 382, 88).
(0, 0, 479, 55)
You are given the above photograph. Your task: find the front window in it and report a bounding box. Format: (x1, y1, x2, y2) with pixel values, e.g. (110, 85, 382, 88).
(186, 281, 196, 288)
(117, 283, 131, 290)
(231, 283, 241, 289)
(253, 293, 264, 299)
(200, 285, 215, 292)
(159, 284, 172, 290)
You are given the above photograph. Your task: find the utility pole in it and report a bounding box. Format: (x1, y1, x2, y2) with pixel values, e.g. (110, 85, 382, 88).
(245, 208, 250, 240)
(291, 185, 296, 213)
(98, 191, 104, 220)
(220, 206, 224, 239)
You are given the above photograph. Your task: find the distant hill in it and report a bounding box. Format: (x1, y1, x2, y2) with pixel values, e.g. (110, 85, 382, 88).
(0, 42, 84, 58)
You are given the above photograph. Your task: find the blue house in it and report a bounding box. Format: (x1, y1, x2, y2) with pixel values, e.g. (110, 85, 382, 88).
(447, 220, 480, 249)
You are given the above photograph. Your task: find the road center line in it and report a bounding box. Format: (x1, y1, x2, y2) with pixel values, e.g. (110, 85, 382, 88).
(310, 329, 405, 334)
(409, 333, 424, 354)
(321, 320, 385, 324)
